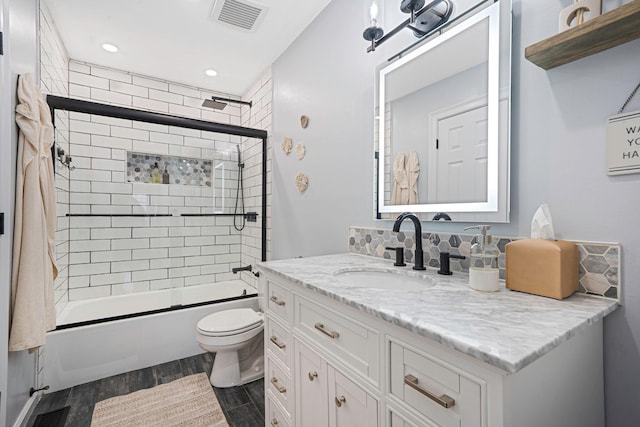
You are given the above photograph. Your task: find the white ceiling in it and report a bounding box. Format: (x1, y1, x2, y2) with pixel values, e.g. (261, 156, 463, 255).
(44, 0, 331, 95)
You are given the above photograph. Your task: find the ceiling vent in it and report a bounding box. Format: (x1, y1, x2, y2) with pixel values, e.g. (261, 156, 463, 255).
(210, 0, 267, 32)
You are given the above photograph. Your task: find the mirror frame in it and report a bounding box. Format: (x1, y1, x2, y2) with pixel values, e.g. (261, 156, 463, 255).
(377, 1, 510, 220)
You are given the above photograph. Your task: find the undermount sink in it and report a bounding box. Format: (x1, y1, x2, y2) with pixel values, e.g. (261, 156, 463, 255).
(334, 268, 436, 291)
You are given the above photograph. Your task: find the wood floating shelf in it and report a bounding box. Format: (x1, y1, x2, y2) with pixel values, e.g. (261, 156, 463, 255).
(525, 0, 640, 70)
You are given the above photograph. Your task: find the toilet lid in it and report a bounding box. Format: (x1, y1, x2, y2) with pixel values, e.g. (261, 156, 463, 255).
(197, 308, 263, 335)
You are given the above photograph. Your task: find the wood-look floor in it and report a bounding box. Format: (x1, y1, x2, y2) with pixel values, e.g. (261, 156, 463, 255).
(27, 353, 264, 427)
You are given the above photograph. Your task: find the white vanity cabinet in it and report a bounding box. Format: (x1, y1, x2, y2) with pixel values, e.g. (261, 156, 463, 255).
(261, 269, 607, 427)
(295, 339, 379, 427)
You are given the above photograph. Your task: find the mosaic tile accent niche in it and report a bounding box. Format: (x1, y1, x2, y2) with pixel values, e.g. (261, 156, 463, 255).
(349, 227, 621, 302)
(127, 152, 212, 187)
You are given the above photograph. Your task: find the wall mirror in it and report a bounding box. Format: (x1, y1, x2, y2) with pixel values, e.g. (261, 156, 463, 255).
(376, 0, 511, 222)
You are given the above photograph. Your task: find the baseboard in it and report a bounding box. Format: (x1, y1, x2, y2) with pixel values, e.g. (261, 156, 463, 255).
(12, 392, 40, 427)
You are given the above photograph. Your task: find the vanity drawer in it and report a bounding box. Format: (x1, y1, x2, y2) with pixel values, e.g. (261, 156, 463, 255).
(266, 392, 292, 427)
(295, 295, 379, 385)
(387, 405, 436, 427)
(389, 340, 483, 427)
(267, 280, 293, 324)
(266, 356, 294, 418)
(266, 316, 293, 370)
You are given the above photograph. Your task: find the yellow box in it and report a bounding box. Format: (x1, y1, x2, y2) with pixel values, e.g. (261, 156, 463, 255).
(505, 239, 578, 300)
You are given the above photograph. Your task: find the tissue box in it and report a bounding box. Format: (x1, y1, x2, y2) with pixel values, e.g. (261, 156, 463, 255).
(505, 239, 578, 300)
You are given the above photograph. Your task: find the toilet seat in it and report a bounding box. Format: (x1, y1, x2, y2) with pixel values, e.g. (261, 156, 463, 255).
(197, 308, 263, 337)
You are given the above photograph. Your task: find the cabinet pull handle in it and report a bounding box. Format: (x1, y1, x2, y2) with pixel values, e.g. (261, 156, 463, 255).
(404, 374, 455, 408)
(270, 295, 285, 306)
(335, 395, 346, 407)
(270, 377, 286, 394)
(308, 371, 318, 381)
(270, 335, 286, 349)
(271, 418, 279, 427)
(314, 322, 340, 339)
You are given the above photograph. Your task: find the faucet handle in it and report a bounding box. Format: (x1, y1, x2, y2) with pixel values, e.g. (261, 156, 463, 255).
(385, 247, 406, 267)
(437, 252, 466, 276)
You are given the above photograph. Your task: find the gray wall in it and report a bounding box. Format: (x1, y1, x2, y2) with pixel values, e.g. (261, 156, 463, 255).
(272, 0, 640, 424)
(2, 0, 40, 425)
(271, 0, 382, 259)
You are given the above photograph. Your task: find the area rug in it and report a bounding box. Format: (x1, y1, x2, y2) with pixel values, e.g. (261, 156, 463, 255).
(90, 373, 228, 427)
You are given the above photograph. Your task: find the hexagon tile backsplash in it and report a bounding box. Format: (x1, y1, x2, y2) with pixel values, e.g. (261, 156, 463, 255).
(348, 227, 621, 303)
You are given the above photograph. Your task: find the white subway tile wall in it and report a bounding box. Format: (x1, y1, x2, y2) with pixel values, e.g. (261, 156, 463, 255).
(240, 67, 273, 288)
(60, 60, 271, 301)
(41, 3, 70, 311)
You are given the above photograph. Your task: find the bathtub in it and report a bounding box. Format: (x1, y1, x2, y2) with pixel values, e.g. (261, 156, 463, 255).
(56, 279, 256, 326)
(44, 280, 260, 392)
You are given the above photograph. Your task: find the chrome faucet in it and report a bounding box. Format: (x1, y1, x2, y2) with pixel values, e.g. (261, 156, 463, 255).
(392, 212, 425, 270)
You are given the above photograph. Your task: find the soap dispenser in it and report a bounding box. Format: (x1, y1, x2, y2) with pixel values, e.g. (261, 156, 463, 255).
(464, 225, 500, 292)
(151, 162, 162, 184)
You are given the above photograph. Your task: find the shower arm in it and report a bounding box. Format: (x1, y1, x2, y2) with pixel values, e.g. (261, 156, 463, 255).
(209, 96, 252, 108)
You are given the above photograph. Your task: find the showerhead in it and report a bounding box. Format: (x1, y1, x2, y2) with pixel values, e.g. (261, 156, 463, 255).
(201, 96, 253, 111)
(202, 98, 228, 110)
(236, 145, 243, 168)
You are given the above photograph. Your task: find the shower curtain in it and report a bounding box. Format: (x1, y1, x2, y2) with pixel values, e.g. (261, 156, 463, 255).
(9, 74, 58, 351)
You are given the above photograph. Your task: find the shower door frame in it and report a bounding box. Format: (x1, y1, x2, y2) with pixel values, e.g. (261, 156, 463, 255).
(46, 94, 268, 264)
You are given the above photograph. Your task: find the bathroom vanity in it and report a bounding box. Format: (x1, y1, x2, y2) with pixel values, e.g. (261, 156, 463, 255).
(258, 254, 618, 427)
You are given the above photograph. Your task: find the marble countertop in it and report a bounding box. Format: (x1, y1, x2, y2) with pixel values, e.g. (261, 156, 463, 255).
(258, 253, 619, 374)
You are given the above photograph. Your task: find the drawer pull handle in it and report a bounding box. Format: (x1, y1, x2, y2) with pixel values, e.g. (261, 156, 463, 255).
(270, 335, 286, 349)
(404, 374, 455, 408)
(314, 323, 340, 339)
(271, 377, 286, 394)
(308, 371, 318, 381)
(270, 295, 286, 306)
(335, 395, 346, 407)
(271, 418, 279, 427)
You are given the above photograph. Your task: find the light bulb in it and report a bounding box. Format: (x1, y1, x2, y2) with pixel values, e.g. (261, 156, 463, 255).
(369, 1, 379, 26)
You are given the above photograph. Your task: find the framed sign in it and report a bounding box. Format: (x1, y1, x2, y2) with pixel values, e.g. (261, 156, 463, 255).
(607, 110, 640, 176)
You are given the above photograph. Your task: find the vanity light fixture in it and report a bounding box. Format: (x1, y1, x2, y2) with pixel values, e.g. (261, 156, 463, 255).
(363, 0, 453, 52)
(101, 43, 119, 53)
(363, 1, 384, 52)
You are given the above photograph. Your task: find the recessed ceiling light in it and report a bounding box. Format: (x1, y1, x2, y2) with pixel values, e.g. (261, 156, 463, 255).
(102, 43, 119, 53)
(205, 69, 218, 77)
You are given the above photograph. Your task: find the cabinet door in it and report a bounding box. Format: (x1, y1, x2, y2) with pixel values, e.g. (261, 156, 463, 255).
(328, 366, 378, 427)
(295, 340, 328, 427)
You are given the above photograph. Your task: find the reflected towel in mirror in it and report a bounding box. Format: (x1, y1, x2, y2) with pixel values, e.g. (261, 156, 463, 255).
(407, 150, 420, 204)
(392, 153, 409, 204)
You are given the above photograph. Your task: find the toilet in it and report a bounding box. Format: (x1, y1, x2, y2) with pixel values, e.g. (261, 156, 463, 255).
(196, 308, 265, 388)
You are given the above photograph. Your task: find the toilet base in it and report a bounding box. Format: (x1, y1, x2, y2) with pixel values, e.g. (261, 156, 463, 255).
(210, 351, 264, 388)
(209, 331, 264, 388)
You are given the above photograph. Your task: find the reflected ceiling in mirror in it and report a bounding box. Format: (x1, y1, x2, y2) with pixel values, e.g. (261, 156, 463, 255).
(377, 1, 511, 223)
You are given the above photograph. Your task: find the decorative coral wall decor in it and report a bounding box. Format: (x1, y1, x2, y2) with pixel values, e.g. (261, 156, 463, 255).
(282, 137, 293, 155)
(295, 143, 306, 160)
(295, 172, 308, 192)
